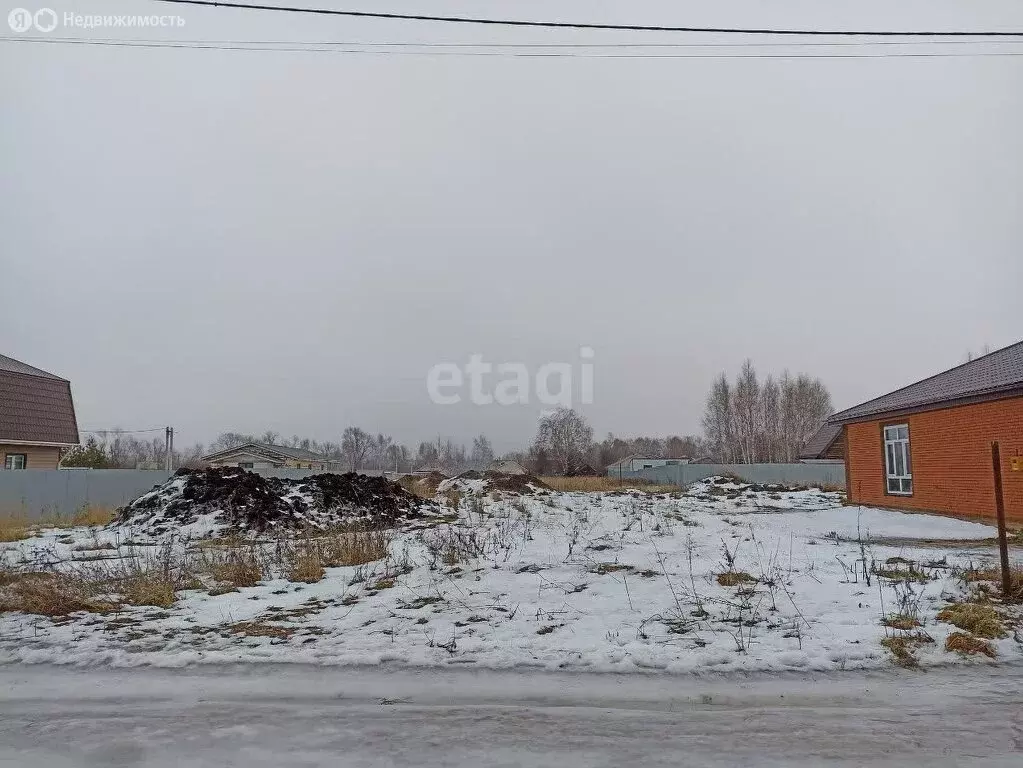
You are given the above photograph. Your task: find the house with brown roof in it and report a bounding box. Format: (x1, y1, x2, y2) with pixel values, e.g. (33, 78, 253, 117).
(201, 442, 338, 470)
(798, 422, 845, 463)
(828, 340, 1023, 522)
(0, 354, 80, 469)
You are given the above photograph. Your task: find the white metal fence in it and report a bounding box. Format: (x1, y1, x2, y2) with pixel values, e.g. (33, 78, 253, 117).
(0, 470, 173, 519)
(607, 462, 846, 489)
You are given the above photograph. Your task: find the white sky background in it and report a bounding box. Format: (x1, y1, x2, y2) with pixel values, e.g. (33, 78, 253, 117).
(1, 0, 1021, 453)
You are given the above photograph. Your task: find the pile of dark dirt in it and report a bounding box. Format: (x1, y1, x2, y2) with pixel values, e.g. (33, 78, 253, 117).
(440, 470, 550, 496)
(116, 467, 438, 536)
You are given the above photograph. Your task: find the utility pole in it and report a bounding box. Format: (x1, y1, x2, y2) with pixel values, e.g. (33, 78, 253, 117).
(991, 442, 1011, 598)
(164, 426, 175, 472)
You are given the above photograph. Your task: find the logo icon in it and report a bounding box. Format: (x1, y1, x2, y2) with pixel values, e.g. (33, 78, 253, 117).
(7, 7, 57, 33)
(8, 8, 33, 32)
(34, 8, 56, 32)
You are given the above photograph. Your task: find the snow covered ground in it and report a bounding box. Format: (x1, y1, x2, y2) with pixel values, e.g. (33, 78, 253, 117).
(1, 478, 1018, 673)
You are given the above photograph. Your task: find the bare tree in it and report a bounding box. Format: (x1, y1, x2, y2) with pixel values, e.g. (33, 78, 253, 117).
(341, 426, 372, 471)
(702, 373, 735, 463)
(705, 365, 832, 463)
(732, 359, 760, 464)
(759, 375, 780, 462)
(470, 434, 495, 469)
(531, 407, 593, 475)
(385, 443, 409, 473)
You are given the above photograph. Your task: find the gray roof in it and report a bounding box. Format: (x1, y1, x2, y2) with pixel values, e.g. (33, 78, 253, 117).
(830, 340, 1023, 423)
(202, 442, 331, 463)
(798, 422, 843, 459)
(0, 354, 79, 445)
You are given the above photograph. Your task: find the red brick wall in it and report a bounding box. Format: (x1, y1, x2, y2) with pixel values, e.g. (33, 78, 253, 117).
(845, 396, 1023, 523)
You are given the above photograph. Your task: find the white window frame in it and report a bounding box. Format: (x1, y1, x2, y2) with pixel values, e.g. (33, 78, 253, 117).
(4, 454, 27, 470)
(883, 424, 913, 495)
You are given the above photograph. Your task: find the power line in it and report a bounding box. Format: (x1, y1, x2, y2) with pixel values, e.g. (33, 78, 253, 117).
(6, 37, 1023, 57)
(155, 0, 1023, 38)
(11, 35, 1023, 49)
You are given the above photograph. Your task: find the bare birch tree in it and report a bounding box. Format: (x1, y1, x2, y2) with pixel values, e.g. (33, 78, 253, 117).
(531, 408, 594, 475)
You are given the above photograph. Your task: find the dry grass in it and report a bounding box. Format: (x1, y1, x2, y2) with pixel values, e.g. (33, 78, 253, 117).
(319, 528, 390, 568)
(870, 563, 932, 584)
(0, 517, 30, 543)
(197, 542, 266, 588)
(936, 602, 1007, 639)
(121, 577, 176, 608)
(881, 613, 921, 631)
(591, 562, 633, 575)
(880, 632, 934, 668)
(288, 553, 325, 584)
(66, 506, 116, 527)
(0, 506, 114, 543)
(962, 565, 1023, 602)
(541, 476, 679, 493)
(880, 636, 918, 667)
(717, 571, 756, 587)
(398, 475, 441, 500)
(0, 572, 115, 616)
(945, 631, 997, 658)
(228, 620, 295, 640)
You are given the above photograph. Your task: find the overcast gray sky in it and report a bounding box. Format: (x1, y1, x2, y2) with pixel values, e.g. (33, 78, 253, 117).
(2, 0, 1021, 453)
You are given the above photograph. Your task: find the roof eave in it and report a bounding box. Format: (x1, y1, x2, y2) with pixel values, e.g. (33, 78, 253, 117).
(830, 385, 1023, 425)
(0, 439, 80, 448)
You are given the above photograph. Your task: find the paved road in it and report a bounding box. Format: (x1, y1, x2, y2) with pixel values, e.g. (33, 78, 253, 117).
(2, 664, 1022, 767)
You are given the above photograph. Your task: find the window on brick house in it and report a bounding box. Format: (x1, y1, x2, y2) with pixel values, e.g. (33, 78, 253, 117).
(4, 454, 27, 470)
(883, 425, 912, 495)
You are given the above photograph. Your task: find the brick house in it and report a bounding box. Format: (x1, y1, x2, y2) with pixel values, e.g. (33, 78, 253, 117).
(0, 354, 80, 469)
(828, 341, 1022, 523)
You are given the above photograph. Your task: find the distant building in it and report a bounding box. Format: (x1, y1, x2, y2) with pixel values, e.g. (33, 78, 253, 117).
(0, 354, 79, 470)
(606, 455, 690, 476)
(798, 422, 845, 463)
(411, 465, 450, 478)
(202, 442, 337, 470)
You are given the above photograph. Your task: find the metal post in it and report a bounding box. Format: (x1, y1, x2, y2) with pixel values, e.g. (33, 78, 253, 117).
(169, 427, 174, 472)
(992, 442, 1012, 598)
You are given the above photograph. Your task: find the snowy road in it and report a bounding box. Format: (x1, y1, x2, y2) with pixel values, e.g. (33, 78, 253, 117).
(2, 665, 1022, 767)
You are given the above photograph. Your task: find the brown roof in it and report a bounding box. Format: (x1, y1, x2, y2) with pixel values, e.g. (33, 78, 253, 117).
(798, 422, 843, 459)
(0, 354, 79, 446)
(830, 340, 1023, 424)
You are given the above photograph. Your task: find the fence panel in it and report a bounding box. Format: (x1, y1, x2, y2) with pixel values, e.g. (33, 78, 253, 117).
(609, 463, 846, 489)
(0, 470, 173, 519)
